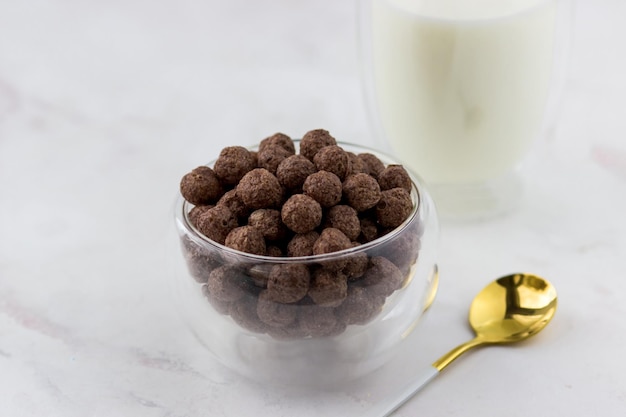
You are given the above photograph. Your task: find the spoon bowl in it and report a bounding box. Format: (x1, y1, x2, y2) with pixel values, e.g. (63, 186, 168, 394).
(469, 274, 557, 342)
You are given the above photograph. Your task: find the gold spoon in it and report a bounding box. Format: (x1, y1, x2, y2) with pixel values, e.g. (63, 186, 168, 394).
(378, 273, 558, 416)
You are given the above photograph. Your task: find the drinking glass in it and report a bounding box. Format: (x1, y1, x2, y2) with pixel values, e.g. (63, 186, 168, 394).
(357, 0, 572, 219)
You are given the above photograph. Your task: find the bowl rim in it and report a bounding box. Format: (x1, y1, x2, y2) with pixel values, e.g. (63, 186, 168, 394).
(175, 140, 425, 263)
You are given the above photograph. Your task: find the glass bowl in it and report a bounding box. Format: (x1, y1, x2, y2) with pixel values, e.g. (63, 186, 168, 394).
(171, 141, 439, 386)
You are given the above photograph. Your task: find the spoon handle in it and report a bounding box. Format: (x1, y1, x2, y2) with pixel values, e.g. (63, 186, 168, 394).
(373, 366, 440, 417)
(374, 338, 485, 416)
(432, 336, 484, 371)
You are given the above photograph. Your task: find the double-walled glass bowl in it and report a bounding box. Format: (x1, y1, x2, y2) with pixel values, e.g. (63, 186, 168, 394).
(172, 141, 439, 386)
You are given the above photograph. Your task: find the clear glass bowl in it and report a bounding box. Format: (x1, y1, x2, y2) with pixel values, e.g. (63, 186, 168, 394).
(171, 141, 439, 386)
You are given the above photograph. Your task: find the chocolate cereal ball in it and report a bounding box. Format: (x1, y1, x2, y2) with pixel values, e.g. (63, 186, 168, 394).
(236, 168, 283, 210)
(195, 205, 238, 245)
(287, 231, 320, 257)
(180, 166, 223, 205)
(229, 297, 268, 334)
(276, 154, 316, 190)
(303, 170, 342, 208)
(201, 283, 231, 315)
(267, 263, 310, 303)
(281, 194, 322, 234)
(358, 153, 385, 179)
(183, 242, 221, 283)
(249, 150, 259, 167)
(298, 305, 342, 338)
(358, 217, 379, 243)
(248, 209, 288, 242)
(257, 290, 297, 327)
(313, 228, 352, 271)
(346, 151, 369, 176)
(207, 265, 246, 302)
(343, 173, 381, 212)
(313, 145, 350, 181)
(257, 144, 293, 174)
(217, 189, 250, 220)
(335, 286, 384, 326)
(376, 187, 413, 228)
(188, 204, 214, 228)
(300, 129, 336, 161)
(213, 146, 257, 186)
(308, 269, 348, 307)
(361, 256, 404, 297)
(379, 228, 420, 274)
(324, 205, 361, 241)
(247, 263, 274, 288)
(378, 165, 412, 193)
(266, 245, 283, 258)
(259, 132, 296, 154)
(225, 226, 266, 255)
(313, 228, 352, 256)
(343, 242, 369, 280)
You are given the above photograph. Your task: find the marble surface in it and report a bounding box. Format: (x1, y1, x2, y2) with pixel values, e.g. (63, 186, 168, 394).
(1, 0, 626, 416)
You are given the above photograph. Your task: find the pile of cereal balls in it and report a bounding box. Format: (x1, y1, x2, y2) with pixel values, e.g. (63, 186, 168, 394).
(179, 129, 422, 339)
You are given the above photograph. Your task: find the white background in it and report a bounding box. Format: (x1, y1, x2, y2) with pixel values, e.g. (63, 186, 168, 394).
(1, 1, 625, 416)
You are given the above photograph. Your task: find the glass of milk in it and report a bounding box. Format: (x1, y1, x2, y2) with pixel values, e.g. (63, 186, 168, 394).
(358, 0, 571, 219)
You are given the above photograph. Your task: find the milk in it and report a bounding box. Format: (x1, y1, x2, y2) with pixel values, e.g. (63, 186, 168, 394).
(370, 0, 558, 184)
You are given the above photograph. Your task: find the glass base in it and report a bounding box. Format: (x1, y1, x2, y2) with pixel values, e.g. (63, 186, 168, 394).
(428, 171, 524, 222)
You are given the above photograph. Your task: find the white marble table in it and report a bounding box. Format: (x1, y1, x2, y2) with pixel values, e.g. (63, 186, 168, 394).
(1, 1, 625, 416)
